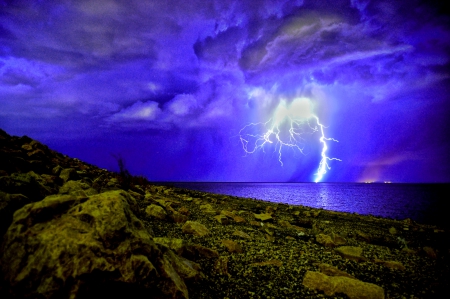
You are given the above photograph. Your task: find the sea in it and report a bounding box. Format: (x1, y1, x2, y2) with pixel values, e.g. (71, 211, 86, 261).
(165, 182, 450, 228)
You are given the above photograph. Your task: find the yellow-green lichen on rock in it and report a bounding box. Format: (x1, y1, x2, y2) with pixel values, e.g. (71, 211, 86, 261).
(0, 190, 199, 299)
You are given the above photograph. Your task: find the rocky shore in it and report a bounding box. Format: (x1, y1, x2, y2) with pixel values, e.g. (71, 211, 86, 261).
(0, 128, 449, 298)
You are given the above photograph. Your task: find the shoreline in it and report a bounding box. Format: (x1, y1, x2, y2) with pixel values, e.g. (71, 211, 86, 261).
(139, 184, 450, 298)
(1, 129, 449, 298)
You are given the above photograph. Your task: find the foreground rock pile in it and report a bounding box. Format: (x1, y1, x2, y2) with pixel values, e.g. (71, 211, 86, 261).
(0, 129, 449, 298)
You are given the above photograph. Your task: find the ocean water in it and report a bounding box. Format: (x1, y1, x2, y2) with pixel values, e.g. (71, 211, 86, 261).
(168, 182, 450, 227)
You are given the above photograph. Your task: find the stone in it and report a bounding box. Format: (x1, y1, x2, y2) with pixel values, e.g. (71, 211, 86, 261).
(59, 180, 98, 197)
(401, 247, 417, 255)
(265, 234, 275, 242)
(356, 230, 371, 242)
(278, 220, 292, 228)
(0, 171, 52, 201)
(59, 168, 79, 182)
(232, 215, 246, 223)
(250, 260, 282, 267)
(170, 211, 188, 223)
(153, 238, 218, 261)
(222, 239, 243, 253)
(250, 220, 260, 227)
(199, 203, 216, 214)
(374, 260, 405, 271)
(0, 190, 196, 299)
(302, 271, 384, 299)
(178, 206, 190, 215)
(233, 230, 251, 239)
(335, 246, 364, 261)
(253, 213, 273, 221)
(183, 244, 219, 260)
(0, 191, 30, 237)
(182, 221, 209, 237)
(154, 237, 186, 255)
(266, 206, 275, 214)
(331, 233, 347, 245)
(423, 246, 437, 259)
(316, 234, 336, 247)
(220, 210, 235, 218)
(317, 263, 355, 278)
(145, 204, 167, 220)
(214, 214, 230, 224)
(214, 256, 230, 276)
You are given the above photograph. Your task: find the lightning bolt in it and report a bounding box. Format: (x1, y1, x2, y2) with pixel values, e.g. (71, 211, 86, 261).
(239, 97, 340, 182)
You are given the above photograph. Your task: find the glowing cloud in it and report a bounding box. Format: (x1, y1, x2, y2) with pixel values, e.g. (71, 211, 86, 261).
(239, 97, 340, 182)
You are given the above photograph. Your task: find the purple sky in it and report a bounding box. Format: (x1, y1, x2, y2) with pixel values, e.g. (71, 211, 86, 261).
(1, 0, 449, 182)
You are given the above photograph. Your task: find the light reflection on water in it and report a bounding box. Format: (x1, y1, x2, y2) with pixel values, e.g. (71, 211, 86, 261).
(168, 182, 449, 227)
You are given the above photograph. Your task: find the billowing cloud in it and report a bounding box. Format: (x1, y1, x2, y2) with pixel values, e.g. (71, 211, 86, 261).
(0, 0, 449, 182)
(107, 101, 161, 122)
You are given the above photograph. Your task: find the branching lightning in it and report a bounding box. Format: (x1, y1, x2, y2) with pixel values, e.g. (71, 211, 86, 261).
(239, 97, 340, 182)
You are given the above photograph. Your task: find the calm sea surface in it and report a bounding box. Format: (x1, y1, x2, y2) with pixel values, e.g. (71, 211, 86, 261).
(167, 183, 450, 227)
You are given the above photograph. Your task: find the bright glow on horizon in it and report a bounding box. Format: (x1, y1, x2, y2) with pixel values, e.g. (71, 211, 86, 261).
(239, 97, 340, 182)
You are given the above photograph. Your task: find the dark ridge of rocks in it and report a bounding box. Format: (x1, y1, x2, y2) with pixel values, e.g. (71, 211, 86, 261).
(0, 128, 449, 298)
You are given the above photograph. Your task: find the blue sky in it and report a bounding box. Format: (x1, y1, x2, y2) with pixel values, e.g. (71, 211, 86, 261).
(1, 0, 449, 182)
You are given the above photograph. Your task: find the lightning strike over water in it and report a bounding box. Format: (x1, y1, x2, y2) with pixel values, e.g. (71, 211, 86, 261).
(239, 97, 341, 182)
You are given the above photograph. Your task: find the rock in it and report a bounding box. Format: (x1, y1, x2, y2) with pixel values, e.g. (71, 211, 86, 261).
(182, 221, 209, 237)
(265, 234, 275, 242)
(0, 191, 30, 237)
(250, 220, 260, 227)
(317, 263, 355, 278)
(356, 230, 371, 242)
(401, 247, 417, 255)
(423, 246, 437, 259)
(183, 244, 219, 260)
(331, 232, 347, 245)
(59, 168, 79, 182)
(59, 180, 98, 197)
(52, 165, 63, 176)
(302, 271, 384, 299)
(169, 211, 188, 223)
(335, 246, 364, 261)
(145, 204, 167, 220)
(199, 203, 216, 214)
(153, 238, 219, 261)
(232, 215, 246, 223)
(253, 213, 273, 222)
(250, 260, 282, 267)
(154, 237, 186, 255)
(161, 249, 202, 282)
(233, 230, 251, 239)
(214, 256, 230, 276)
(178, 206, 190, 215)
(278, 220, 292, 228)
(220, 210, 235, 218)
(316, 234, 336, 247)
(222, 239, 243, 253)
(0, 171, 52, 201)
(374, 260, 405, 271)
(214, 214, 230, 224)
(0, 190, 196, 299)
(266, 206, 276, 214)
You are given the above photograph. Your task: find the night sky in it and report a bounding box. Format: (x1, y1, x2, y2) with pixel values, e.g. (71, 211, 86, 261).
(1, 0, 449, 182)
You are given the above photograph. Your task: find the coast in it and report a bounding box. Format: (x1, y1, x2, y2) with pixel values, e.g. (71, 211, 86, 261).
(0, 128, 448, 298)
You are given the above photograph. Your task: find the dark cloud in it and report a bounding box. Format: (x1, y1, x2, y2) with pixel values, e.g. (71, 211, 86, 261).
(0, 0, 449, 182)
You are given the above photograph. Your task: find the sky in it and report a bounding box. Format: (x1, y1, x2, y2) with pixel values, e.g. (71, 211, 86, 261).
(1, 0, 449, 183)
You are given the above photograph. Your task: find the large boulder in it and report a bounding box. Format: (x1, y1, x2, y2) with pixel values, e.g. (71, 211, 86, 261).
(0, 190, 200, 299)
(303, 271, 384, 299)
(0, 191, 30, 238)
(0, 171, 52, 201)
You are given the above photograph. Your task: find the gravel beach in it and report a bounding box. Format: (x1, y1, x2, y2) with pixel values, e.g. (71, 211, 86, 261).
(139, 184, 450, 298)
